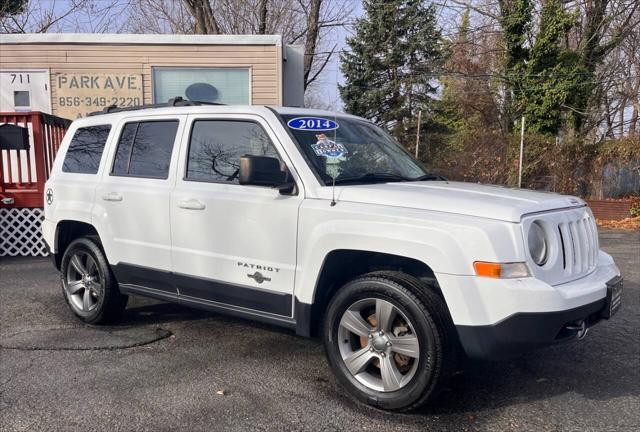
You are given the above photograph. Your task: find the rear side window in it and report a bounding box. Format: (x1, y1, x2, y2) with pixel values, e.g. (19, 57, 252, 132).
(186, 120, 280, 183)
(111, 120, 178, 179)
(62, 125, 111, 174)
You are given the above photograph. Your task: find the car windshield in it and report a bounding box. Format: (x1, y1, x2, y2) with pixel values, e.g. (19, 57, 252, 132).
(281, 114, 429, 185)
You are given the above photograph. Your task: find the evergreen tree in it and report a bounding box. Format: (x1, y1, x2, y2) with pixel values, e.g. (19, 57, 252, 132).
(339, 0, 444, 147)
(498, 0, 615, 136)
(515, 0, 585, 135)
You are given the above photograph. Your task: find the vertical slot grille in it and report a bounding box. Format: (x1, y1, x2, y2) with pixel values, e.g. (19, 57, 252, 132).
(529, 210, 598, 285)
(558, 225, 566, 269)
(556, 214, 597, 277)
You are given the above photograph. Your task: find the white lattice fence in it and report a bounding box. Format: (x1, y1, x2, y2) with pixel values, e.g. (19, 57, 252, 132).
(0, 208, 49, 257)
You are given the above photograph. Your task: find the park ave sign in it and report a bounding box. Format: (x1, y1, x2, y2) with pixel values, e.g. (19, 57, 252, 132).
(54, 72, 143, 119)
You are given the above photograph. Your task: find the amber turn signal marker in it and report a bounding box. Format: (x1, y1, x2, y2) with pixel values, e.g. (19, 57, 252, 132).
(474, 261, 502, 278)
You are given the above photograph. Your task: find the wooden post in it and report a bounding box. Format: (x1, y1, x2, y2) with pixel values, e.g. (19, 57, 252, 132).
(31, 112, 47, 205)
(518, 116, 525, 188)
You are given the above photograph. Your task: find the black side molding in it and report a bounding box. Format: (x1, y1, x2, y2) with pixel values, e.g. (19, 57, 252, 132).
(112, 262, 293, 317)
(112, 263, 174, 294)
(173, 271, 292, 316)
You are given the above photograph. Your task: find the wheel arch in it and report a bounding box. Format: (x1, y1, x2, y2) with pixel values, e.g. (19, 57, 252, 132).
(53, 220, 100, 270)
(296, 249, 443, 337)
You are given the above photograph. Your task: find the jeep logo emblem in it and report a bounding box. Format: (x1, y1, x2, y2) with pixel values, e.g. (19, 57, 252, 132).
(247, 272, 271, 284)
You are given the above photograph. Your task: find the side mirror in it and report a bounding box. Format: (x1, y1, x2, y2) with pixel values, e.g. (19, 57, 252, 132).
(239, 155, 288, 187)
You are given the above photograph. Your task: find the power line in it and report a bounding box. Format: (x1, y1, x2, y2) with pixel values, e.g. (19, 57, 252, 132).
(336, 71, 640, 90)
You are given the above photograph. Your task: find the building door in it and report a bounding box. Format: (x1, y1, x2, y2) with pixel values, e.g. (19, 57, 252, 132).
(0, 69, 52, 113)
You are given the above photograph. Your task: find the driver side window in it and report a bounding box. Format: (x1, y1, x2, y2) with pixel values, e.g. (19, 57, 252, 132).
(186, 120, 280, 183)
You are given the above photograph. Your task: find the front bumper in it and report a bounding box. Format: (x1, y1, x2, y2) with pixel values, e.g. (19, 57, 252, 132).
(455, 293, 613, 360)
(436, 252, 622, 360)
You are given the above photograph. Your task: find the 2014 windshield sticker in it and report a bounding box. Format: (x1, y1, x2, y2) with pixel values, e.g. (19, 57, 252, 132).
(311, 134, 347, 158)
(287, 117, 339, 131)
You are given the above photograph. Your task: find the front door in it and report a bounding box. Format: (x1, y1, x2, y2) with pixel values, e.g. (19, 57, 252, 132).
(170, 114, 302, 318)
(0, 69, 51, 113)
(94, 115, 186, 293)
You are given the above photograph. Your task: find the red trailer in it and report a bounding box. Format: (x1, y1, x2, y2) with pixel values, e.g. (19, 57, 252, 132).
(1, 112, 70, 256)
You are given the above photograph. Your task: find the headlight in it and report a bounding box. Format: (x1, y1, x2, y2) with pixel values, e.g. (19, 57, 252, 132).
(528, 221, 548, 266)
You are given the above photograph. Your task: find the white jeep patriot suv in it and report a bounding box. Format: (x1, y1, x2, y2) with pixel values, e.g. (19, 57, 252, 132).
(43, 99, 623, 411)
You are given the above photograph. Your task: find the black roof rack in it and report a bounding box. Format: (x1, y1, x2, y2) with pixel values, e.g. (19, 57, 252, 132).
(87, 97, 225, 116)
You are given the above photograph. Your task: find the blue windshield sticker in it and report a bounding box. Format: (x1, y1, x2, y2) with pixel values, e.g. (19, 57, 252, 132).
(287, 117, 339, 131)
(311, 134, 347, 158)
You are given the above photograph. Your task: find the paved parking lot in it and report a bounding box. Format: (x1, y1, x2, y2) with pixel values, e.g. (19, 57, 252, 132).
(1, 230, 638, 432)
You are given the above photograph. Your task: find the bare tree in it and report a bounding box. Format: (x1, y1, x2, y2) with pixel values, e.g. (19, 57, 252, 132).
(0, 0, 126, 34)
(258, 0, 268, 34)
(437, 0, 640, 139)
(302, 0, 321, 87)
(592, 5, 640, 136)
(182, 0, 220, 33)
(126, 0, 194, 33)
(125, 0, 353, 91)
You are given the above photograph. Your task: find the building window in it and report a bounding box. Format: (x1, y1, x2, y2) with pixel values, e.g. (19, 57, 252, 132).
(112, 120, 179, 179)
(186, 120, 280, 183)
(13, 91, 30, 107)
(62, 125, 111, 174)
(152, 67, 250, 105)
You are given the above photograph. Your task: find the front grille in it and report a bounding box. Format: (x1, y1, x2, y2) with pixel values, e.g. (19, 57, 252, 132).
(557, 213, 598, 276)
(524, 207, 599, 285)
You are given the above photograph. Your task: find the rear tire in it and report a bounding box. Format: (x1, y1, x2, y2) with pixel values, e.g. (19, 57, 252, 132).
(323, 272, 456, 411)
(60, 237, 127, 324)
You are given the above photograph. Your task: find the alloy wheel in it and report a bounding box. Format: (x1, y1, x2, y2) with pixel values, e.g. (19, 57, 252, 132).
(337, 298, 420, 392)
(65, 251, 102, 313)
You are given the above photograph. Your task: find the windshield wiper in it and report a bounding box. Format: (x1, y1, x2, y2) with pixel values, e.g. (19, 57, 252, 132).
(332, 173, 409, 185)
(409, 174, 447, 181)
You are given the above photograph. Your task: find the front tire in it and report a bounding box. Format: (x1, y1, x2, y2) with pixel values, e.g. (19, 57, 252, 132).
(323, 272, 456, 411)
(60, 237, 127, 324)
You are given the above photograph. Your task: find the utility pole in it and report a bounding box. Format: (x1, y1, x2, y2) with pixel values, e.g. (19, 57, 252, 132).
(518, 116, 525, 188)
(415, 110, 422, 159)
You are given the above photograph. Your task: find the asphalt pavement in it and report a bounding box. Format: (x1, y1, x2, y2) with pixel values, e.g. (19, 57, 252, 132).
(1, 230, 638, 432)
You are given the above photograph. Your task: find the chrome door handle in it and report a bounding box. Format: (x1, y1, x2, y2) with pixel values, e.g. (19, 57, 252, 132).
(101, 192, 123, 202)
(1, 197, 15, 205)
(178, 199, 206, 210)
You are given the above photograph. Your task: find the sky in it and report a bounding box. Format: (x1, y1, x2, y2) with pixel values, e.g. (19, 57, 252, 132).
(311, 0, 363, 111)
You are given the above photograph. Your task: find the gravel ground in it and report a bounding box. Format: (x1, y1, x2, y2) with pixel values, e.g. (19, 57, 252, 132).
(0, 230, 638, 432)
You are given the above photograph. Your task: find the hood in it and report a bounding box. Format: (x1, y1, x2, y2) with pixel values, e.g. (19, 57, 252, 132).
(331, 181, 585, 222)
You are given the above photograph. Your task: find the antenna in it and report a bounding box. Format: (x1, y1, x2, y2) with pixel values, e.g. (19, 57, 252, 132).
(330, 175, 337, 206)
(330, 62, 339, 207)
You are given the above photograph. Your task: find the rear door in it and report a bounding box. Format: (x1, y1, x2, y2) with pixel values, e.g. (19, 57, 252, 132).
(170, 114, 303, 318)
(94, 115, 186, 293)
